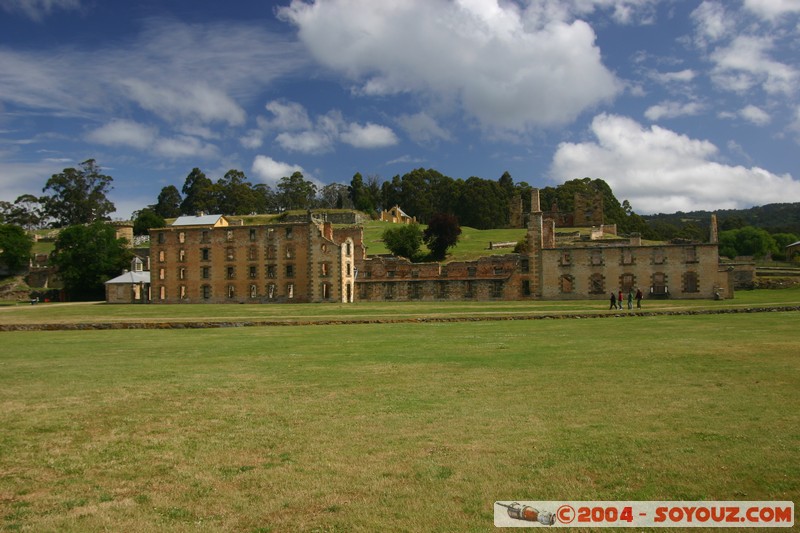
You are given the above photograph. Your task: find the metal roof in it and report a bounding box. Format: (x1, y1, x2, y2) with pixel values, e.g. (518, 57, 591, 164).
(104, 271, 151, 285)
(171, 214, 225, 226)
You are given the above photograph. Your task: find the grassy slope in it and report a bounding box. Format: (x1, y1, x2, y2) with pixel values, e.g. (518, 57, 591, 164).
(1, 309, 799, 531)
(360, 220, 527, 260)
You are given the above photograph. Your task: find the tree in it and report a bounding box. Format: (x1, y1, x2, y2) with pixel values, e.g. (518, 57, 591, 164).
(216, 169, 260, 215)
(319, 183, 351, 209)
(718, 226, 778, 259)
(52, 222, 131, 300)
(153, 185, 182, 219)
(0, 224, 33, 272)
(132, 208, 166, 236)
(423, 212, 461, 261)
(180, 168, 217, 215)
(253, 183, 277, 213)
(771, 233, 799, 260)
(349, 173, 370, 211)
(456, 177, 508, 229)
(41, 159, 115, 227)
(278, 171, 317, 210)
(382, 223, 423, 260)
(0, 194, 45, 229)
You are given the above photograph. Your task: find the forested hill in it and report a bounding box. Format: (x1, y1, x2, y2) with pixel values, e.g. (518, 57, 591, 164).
(642, 203, 800, 236)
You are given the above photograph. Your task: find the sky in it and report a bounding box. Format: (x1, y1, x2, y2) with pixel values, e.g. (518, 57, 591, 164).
(1, 0, 799, 220)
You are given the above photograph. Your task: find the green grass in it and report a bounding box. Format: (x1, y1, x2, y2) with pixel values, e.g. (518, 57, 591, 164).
(0, 308, 798, 531)
(1, 286, 799, 326)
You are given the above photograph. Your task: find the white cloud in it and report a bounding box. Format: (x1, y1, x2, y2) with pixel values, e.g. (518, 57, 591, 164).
(251, 155, 306, 187)
(387, 155, 425, 165)
(153, 136, 218, 159)
(744, 0, 800, 21)
(276, 130, 334, 154)
(691, 1, 733, 46)
(651, 69, 696, 84)
(240, 129, 264, 150)
(645, 101, 704, 121)
(259, 100, 398, 153)
(0, 19, 306, 125)
(397, 112, 452, 144)
(278, 0, 620, 132)
(739, 105, 771, 125)
(86, 119, 158, 150)
(340, 123, 398, 148)
(263, 100, 312, 131)
(121, 80, 245, 127)
(0, 0, 80, 21)
(84, 119, 219, 159)
(710, 35, 798, 95)
(550, 113, 800, 213)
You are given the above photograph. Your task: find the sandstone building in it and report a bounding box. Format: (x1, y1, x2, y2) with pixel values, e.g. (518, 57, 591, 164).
(140, 189, 731, 305)
(148, 213, 359, 304)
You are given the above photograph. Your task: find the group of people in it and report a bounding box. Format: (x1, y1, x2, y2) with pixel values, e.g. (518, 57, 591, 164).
(610, 288, 643, 310)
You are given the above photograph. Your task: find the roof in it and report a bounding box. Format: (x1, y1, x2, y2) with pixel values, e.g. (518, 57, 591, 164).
(104, 270, 150, 285)
(786, 241, 800, 249)
(171, 214, 228, 227)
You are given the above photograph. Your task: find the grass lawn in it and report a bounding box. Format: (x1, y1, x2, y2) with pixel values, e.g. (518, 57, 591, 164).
(1, 286, 799, 326)
(1, 307, 798, 531)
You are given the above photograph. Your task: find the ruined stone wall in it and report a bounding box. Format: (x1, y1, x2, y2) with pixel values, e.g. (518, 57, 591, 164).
(355, 254, 530, 302)
(572, 192, 604, 227)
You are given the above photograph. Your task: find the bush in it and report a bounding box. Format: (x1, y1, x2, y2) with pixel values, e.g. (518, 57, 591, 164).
(382, 223, 423, 260)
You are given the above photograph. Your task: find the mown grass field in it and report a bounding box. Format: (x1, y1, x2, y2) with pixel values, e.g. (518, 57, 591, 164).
(1, 294, 798, 531)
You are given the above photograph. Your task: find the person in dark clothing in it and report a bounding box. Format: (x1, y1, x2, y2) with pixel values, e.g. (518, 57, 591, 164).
(610, 292, 617, 309)
(635, 288, 643, 308)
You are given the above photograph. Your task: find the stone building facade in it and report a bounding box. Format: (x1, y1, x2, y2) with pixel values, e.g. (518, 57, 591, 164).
(149, 213, 359, 304)
(356, 189, 732, 302)
(141, 190, 731, 305)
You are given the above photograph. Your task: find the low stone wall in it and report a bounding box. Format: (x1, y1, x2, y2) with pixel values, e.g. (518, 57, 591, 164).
(3, 306, 798, 331)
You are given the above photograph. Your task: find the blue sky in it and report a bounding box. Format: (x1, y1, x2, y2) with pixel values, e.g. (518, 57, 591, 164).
(1, 0, 799, 219)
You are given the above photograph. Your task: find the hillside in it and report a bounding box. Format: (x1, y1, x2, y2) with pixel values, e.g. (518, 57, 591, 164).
(642, 202, 800, 235)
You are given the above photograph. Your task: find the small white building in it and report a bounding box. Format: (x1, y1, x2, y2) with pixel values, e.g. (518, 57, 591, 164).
(105, 257, 150, 304)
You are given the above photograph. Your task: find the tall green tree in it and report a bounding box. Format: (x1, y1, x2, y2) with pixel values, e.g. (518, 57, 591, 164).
(253, 183, 277, 213)
(456, 177, 508, 229)
(180, 168, 217, 215)
(423, 212, 461, 261)
(0, 224, 33, 272)
(349, 173, 372, 212)
(41, 159, 115, 227)
(278, 171, 317, 210)
(153, 185, 182, 219)
(216, 169, 260, 215)
(52, 222, 131, 300)
(132, 208, 166, 236)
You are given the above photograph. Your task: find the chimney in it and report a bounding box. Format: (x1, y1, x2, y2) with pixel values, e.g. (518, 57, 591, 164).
(531, 188, 541, 213)
(709, 214, 718, 243)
